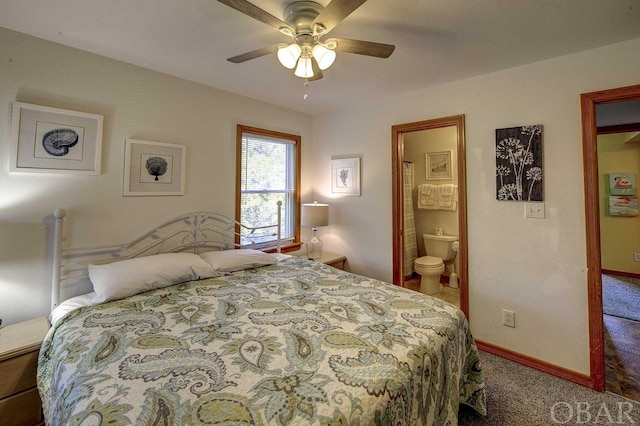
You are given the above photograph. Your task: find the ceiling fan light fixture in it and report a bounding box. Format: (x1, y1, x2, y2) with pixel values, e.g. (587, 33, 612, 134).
(312, 44, 336, 70)
(277, 43, 302, 69)
(218, 0, 396, 84)
(294, 56, 314, 78)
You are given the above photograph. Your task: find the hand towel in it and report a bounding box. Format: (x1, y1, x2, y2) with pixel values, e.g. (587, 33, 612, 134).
(437, 184, 458, 211)
(417, 184, 438, 209)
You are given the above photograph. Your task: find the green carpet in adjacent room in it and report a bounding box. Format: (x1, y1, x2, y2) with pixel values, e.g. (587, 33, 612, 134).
(602, 274, 640, 323)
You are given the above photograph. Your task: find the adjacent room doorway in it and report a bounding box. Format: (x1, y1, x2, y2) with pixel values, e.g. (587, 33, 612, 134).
(581, 84, 640, 393)
(391, 115, 469, 318)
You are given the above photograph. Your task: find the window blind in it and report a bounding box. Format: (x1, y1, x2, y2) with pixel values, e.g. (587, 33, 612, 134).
(240, 133, 297, 245)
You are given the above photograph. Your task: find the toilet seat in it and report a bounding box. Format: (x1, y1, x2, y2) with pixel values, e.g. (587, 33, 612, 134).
(415, 256, 444, 268)
(414, 256, 444, 295)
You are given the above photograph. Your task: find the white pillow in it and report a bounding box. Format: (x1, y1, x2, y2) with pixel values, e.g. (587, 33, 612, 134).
(199, 249, 277, 272)
(89, 253, 217, 303)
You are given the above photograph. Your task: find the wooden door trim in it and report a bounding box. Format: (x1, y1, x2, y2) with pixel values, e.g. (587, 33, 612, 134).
(581, 84, 640, 392)
(391, 115, 469, 318)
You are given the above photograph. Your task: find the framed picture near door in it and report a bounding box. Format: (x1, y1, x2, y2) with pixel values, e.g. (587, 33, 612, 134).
(331, 157, 360, 196)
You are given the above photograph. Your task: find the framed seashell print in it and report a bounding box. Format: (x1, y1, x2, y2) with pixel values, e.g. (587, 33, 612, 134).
(124, 139, 186, 196)
(10, 102, 103, 174)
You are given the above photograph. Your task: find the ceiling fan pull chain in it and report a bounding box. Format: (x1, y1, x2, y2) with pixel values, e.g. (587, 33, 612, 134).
(304, 79, 310, 100)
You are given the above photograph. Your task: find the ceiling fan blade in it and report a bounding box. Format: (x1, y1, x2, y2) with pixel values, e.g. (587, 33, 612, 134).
(227, 45, 279, 63)
(327, 37, 395, 58)
(312, 0, 367, 34)
(309, 57, 324, 81)
(217, 0, 295, 34)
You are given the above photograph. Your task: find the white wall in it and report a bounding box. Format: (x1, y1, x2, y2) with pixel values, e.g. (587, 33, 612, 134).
(312, 37, 640, 375)
(0, 28, 313, 325)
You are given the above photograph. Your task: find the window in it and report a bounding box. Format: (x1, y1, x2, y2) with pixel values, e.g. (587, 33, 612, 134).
(236, 125, 301, 250)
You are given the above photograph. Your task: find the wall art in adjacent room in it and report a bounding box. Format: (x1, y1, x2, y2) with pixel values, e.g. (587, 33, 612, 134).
(608, 196, 639, 217)
(607, 173, 636, 196)
(426, 150, 452, 180)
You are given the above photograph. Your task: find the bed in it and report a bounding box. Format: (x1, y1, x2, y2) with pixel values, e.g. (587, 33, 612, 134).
(37, 207, 486, 425)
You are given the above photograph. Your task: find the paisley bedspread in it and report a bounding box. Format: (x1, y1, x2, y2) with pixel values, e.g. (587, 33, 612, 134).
(38, 257, 486, 425)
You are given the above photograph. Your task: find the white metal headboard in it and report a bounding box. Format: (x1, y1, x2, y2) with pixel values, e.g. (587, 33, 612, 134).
(51, 202, 282, 310)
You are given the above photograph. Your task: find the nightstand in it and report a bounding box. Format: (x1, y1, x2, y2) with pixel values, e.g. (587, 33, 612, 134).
(300, 251, 347, 270)
(0, 317, 50, 426)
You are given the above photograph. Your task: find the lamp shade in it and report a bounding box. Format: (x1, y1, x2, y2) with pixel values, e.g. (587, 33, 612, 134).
(277, 43, 302, 69)
(312, 44, 336, 70)
(294, 56, 314, 78)
(301, 202, 329, 227)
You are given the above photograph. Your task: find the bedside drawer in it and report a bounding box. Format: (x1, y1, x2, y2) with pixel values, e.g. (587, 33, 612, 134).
(0, 387, 43, 426)
(0, 351, 39, 399)
(300, 252, 346, 270)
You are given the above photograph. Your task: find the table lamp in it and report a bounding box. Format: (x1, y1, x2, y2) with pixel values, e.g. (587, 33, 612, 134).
(301, 202, 329, 260)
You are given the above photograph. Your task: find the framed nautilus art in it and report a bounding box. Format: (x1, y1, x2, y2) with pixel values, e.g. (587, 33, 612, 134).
(123, 139, 186, 196)
(10, 102, 103, 175)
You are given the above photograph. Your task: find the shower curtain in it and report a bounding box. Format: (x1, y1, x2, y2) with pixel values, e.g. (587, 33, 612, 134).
(403, 162, 418, 277)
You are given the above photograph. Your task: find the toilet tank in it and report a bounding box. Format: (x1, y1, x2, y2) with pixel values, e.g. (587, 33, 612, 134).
(423, 233, 458, 260)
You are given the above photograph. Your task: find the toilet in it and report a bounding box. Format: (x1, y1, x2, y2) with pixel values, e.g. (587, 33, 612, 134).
(414, 233, 458, 295)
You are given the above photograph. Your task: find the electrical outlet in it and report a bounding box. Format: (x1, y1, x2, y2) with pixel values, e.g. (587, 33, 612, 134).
(524, 202, 545, 219)
(502, 309, 515, 328)
(634, 253, 640, 262)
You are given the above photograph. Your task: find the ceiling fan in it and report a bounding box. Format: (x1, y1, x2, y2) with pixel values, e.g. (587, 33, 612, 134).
(217, 0, 395, 82)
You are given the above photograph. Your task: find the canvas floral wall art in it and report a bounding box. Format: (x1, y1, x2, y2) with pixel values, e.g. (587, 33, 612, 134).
(495, 124, 543, 201)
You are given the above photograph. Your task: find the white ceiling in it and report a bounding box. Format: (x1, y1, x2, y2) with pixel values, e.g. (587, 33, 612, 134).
(1, 0, 640, 115)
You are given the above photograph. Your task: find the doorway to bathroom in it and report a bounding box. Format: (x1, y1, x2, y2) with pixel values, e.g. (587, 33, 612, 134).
(391, 115, 469, 317)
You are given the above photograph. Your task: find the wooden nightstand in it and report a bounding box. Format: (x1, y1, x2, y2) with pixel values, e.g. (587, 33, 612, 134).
(300, 251, 347, 270)
(0, 317, 50, 426)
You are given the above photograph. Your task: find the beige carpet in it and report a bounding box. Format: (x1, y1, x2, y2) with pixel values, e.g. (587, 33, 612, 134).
(459, 351, 640, 425)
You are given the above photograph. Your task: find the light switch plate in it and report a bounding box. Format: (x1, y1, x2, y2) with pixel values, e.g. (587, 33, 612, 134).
(525, 202, 545, 219)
